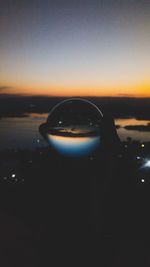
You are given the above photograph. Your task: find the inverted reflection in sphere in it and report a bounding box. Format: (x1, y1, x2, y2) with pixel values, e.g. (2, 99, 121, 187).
(40, 99, 103, 157)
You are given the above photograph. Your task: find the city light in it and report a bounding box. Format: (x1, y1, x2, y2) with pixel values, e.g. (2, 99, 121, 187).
(144, 160, 150, 168)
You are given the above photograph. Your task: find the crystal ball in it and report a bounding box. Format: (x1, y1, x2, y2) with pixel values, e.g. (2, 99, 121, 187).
(40, 98, 103, 157)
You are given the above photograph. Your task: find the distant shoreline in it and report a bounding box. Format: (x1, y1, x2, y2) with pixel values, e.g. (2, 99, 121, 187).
(1, 95, 150, 120)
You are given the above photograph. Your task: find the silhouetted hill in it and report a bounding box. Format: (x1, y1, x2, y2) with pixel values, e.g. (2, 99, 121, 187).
(1, 94, 150, 120)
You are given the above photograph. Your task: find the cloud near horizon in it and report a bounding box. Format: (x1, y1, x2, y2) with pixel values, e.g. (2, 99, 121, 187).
(0, 86, 12, 91)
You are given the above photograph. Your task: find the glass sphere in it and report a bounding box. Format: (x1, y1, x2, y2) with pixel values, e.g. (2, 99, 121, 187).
(41, 98, 103, 157)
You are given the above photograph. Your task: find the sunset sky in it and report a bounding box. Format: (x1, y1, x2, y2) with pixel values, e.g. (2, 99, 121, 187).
(0, 0, 150, 97)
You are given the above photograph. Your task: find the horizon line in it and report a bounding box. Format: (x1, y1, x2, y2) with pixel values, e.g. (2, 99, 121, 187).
(0, 93, 150, 99)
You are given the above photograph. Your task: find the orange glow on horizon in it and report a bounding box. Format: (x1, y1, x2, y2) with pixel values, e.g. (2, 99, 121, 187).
(1, 81, 150, 97)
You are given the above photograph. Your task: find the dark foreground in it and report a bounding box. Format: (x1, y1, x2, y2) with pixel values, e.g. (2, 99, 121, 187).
(0, 141, 150, 266)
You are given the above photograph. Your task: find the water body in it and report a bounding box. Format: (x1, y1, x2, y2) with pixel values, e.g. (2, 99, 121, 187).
(0, 114, 47, 150)
(0, 114, 150, 151)
(116, 118, 150, 142)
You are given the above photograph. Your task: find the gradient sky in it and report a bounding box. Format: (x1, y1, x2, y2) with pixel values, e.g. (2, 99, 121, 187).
(0, 0, 150, 97)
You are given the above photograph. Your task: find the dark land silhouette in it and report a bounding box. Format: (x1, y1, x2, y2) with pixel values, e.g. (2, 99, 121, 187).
(0, 96, 150, 266)
(0, 140, 150, 266)
(1, 94, 150, 120)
